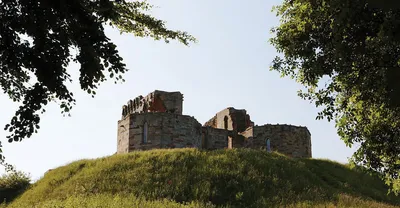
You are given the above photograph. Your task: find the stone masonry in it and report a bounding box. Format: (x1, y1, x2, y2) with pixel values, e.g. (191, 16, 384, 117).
(117, 90, 312, 158)
(121, 90, 183, 117)
(204, 107, 254, 132)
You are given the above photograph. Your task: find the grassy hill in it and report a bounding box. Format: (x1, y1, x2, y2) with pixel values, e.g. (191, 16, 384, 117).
(4, 148, 400, 208)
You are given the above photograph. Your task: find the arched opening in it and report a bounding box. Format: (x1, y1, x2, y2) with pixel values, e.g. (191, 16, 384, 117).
(142, 122, 148, 144)
(224, 116, 228, 130)
(266, 138, 271, 152)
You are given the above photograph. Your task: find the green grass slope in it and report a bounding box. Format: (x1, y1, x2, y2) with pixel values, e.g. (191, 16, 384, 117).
(6, 149, 400, 208)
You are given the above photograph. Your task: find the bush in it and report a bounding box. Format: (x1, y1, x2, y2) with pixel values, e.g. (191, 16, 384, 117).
(0, 171, 31, 204)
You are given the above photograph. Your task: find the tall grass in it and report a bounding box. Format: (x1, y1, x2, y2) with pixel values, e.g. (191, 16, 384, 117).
(6, 149, 400, 208)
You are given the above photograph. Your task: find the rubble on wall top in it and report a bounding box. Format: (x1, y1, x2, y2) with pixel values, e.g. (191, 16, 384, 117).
(121, 90, 184, 118)
(118, 90, 311, 136)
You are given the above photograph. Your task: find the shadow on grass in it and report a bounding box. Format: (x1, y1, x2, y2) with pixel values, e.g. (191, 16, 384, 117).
(0, 187, 28, 204)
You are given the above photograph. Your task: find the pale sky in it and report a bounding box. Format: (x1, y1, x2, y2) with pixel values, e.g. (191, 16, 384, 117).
(0, 0, 358, 180)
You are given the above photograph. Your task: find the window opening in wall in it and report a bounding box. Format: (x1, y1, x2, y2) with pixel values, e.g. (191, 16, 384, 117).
(143, 122, 148, 144)
(224, 116, 228, 130)
(266, 139, 271, 152)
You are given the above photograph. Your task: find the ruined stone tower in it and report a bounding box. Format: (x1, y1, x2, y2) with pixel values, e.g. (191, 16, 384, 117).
(117, 90, 202, 153)
(117, 90, 312, 158)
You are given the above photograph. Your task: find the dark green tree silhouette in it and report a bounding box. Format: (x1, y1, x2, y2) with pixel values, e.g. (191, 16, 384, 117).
(0, 0, 195, 169)
(270, 0, 400, 193)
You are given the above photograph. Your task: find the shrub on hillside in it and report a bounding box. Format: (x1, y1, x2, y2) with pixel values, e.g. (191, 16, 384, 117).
(0, 171, 31, 203)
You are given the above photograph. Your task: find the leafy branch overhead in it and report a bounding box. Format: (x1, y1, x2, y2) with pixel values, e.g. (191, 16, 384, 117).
(0, 0, 195, 166)
(270, 0, 400, 194)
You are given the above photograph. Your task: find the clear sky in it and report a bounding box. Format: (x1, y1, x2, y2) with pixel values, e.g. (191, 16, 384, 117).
(0, 0, 358, 180)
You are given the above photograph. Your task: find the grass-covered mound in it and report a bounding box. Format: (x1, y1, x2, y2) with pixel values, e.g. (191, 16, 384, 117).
(5, 149, 400, 208)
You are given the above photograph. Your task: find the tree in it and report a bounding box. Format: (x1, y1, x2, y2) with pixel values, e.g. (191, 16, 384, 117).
(0, 0, 195, 169)
(270, 0, 400, 194)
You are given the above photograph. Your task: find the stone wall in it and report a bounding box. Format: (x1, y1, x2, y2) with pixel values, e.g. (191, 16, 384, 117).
(117, 112, 202, 152)
(117, 115, 130, 153)
(203, 115, 217, 129)
(121, 90, 183, 118)
(240, 127, 253, 139)
(117, 90, 312, 158)
(200, 127, 246, 150)
(245, 124, 312, 158)
(201, 127, 229, 150)
(204, 107, 253, 132)
(204, 108, 231, 130)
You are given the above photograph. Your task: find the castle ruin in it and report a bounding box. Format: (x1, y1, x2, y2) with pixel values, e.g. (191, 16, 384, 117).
(117, 90, 312, 158)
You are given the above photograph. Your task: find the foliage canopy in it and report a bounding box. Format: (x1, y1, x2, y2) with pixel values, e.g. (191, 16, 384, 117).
(0, 0, 195, 168)
(270, 0, 400, 193)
